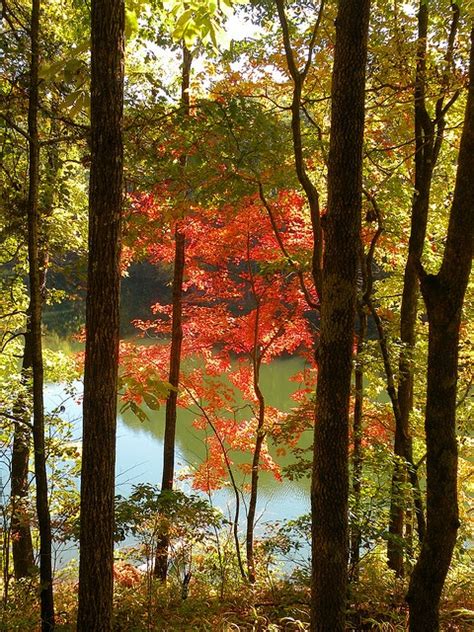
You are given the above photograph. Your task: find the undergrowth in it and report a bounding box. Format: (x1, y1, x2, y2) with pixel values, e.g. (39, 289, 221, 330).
(1, 558, 473, 632)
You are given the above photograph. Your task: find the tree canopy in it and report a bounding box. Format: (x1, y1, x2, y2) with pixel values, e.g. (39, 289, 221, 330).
(0, 0, 472, 630)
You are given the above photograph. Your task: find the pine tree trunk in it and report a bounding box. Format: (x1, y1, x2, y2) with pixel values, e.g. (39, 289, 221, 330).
(76, 0, 124, 629)
(26, 0, 55, 628)
(407, 25, 474, 632)
(311, 1, 370, 629)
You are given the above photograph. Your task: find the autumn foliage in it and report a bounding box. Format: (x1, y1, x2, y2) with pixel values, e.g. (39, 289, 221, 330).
(120, 187, 319, 491)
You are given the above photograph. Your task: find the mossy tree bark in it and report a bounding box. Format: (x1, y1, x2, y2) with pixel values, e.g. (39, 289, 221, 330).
(310, 1, 370, 630)
(76, 0, 124, 629)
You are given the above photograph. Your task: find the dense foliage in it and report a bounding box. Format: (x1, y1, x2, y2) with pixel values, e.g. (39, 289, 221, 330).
(0, 0, 472, 630)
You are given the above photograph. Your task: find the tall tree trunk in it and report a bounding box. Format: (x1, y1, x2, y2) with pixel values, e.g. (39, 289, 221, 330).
(407, 25, 474, 632)
(388, 1, 459, 573)
(12, 107, 62, 581)
(311, 1, 370, 630)
(349, 307, 367, 579)
(76, 0, 124, 629)
(27, 0, 55, 628)
(350, 203, 382, 580)
(154, 44, 191, 582)
(10, 328, 35, 579)
(389, 0, 432, 572)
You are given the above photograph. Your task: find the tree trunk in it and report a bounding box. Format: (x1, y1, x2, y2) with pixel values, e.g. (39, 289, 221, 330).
(246, 311, 265, 584)
(76, 0, 124, 629)
(275, 0, 324, 300)
(10, 328, 35, 579)
(311, 2, 370, 630)
(154, 226, 185, 580)
(26, 0, 55, 628)
(388, 0, 460, 573)
(407, 25, 474, 632)
(12, 106, 62, 581)
(245, 397, 265, 585)
(350, 307, 367, 579)
(154, 44, 191, 582)
(388, 0, 434, 573)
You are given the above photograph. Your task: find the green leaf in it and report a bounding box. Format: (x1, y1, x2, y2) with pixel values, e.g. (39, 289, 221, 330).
(142, 392, 160, 410)
(125, 9, 139, 39)
(174, 8, 194, 34)
(69, 92, 86, 118)
(120, 399, 149, 423)
(129, 400, 150, 422)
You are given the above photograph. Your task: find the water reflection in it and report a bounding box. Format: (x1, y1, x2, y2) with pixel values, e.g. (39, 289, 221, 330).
(46, 356, 311, 532)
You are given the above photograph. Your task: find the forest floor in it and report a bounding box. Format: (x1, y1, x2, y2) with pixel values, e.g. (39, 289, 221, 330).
(3, 571, 474, 631)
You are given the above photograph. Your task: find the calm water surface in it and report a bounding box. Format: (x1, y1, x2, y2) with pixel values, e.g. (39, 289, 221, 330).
(45, 356, 311, 565)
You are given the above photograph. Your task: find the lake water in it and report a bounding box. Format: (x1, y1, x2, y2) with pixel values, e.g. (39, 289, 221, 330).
(45, 356, 312, 566)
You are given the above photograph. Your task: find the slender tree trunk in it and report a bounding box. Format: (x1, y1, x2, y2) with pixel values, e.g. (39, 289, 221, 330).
(388, 1, 432, 572)
(311, 1, 370, 630)
(246, 319, 264, 584)
(244, 232, 273, 584)
(10, 328, 35, 579)
(76, 0, 124, 629)
(154, 226, 185, 580)
(275, 0, 324, 300)
(154, 44, 191, 581)
(407, 26, 474, 632)
(350, 204, 382, 580)
(26, 0, 55, 628)
(187, 394, 247, 580)
(245, 399, 265, 585)
(12, 107, 61, 580)
(350, 307, 367, 579)
(160, 227, 186, 496)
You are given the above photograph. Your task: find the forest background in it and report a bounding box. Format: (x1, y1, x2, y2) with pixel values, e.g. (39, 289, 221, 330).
(0, 0, 473, 630)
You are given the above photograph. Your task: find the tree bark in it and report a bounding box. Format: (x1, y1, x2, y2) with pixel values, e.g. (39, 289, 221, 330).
(274, 0, 324, 300)
(154, 44, 191, 582)
(76, 0, 124, 629)
(26, 0, 55, 628)
(10, 328, 35, 579)
(245, 297, 265, 584)
(388, 1, 460, 573)
(245, 378, 265, 585)
(349, 307, 367, 579)
(350, 202, 382, 580)
(388, 0, 432, 572)
(407, 25, 474, 632)
(311, 1, 370, 630)
(12, 102, 62, 581)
